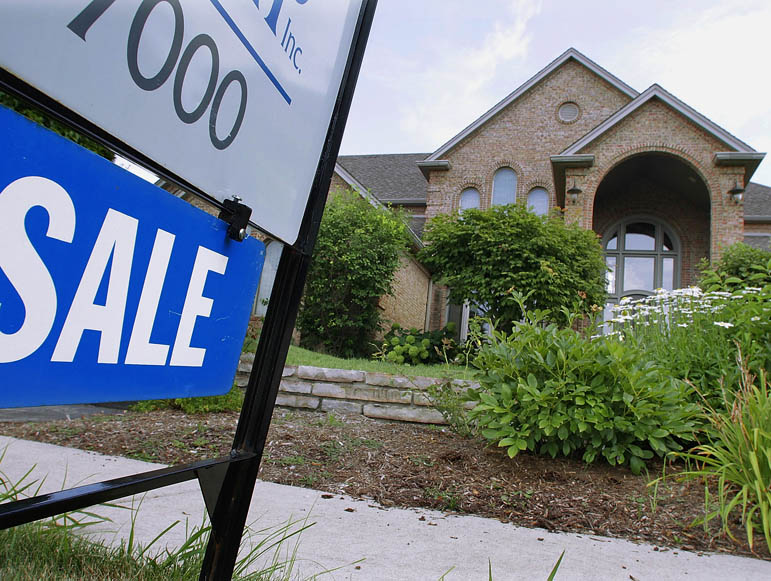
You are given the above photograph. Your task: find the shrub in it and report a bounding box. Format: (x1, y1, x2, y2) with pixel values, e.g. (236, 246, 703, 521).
(701, 243, 771, 289)
(426, 380, 477, 437)
(297, 191, 409, 358)
(378, 322, 458, 365)
(468, 309, 700, 474)
(418, 203, 606, 330)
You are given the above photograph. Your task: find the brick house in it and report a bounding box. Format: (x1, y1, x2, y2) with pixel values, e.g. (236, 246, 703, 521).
(332, 48, 769, 333)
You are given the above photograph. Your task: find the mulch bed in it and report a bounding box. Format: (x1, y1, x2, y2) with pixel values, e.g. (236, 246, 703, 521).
(1, 407, 768, 560)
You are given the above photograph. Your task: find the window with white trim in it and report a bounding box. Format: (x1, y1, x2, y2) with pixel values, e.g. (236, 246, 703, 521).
(492, 167, 517, 206)
(459, 187, 480, 211)
(527, 187, 549, 216)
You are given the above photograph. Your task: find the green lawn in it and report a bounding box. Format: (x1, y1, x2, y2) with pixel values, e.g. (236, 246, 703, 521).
(284, 345, 475, 381)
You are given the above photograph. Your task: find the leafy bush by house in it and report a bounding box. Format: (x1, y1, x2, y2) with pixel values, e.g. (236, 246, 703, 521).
(700, 242, 771, 289)
(468, 307, 700, 474)
(378, 322, 458, 365)
(297, 191, 410, 358)
(418, 203, 606, 330)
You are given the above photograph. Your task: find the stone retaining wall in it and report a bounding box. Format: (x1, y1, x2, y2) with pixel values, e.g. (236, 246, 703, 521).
(236, 353, 476, 425)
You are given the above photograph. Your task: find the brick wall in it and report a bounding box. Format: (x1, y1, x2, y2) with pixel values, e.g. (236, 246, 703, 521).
(569, 99, 746, 261)
(592, 177, 710, 287)
(744, 223, 771, 234)
(378, 254, 431, 332)
(425, 60, 632, 220)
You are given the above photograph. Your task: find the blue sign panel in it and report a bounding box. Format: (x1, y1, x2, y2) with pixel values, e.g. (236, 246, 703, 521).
(0, 106, 264, 407)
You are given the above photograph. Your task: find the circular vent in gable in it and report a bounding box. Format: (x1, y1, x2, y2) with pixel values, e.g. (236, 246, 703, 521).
(558, 101, 580, 123)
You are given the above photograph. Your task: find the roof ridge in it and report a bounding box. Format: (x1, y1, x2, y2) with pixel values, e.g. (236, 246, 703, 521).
(425, 47, 639, 161)
(560, 84, 757, 155)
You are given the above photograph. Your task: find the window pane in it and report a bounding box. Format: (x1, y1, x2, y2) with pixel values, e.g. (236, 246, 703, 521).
(606, 232, 618, 250)
(606, 256, 616, 294)
(663, 232, 674, 251)
(527, 187, 549, 216)
(602, 302, 616, 333)
(492, 168, 517, 206)
(460, 188, 480, 211)
(625, 222, 655, 250)
(662, 257, 674, 290)
(623, 256, 655, 291)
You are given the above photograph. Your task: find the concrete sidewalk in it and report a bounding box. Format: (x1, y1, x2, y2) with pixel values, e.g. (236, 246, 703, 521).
(0, 435, 769, 580)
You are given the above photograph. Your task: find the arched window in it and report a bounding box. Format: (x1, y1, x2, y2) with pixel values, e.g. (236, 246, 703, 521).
(459, 187, 480, 211)
(604, 218, 679, 312)
(492, 168, 517, 206)
(527, 187, 549, 216)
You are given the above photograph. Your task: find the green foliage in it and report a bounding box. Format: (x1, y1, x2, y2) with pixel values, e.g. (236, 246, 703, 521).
(611, 286, 771, 409)
(419, 203, 606, 329)
(297, 191, 410, 357)
(700, 243, 771, 289)
(131, 384, 244, 414)
(666, 362, 771, 554)
(426, 380, 477, 437)
(378, 322, 458, 365)
(468, 307, 700, 474)
(0, 451, 329, 580)
(242, 317, 262, 353)
(0, 91, 114, 161)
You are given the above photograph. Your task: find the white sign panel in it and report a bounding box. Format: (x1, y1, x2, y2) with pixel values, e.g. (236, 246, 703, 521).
(0, 0, 364, 244)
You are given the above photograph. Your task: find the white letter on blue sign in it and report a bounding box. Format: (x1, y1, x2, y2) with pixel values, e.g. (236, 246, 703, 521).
(52, 209, 138, 364)
(170, 246, 228, 367)
(0, 177, 76, 363)
(125, 229, 175, 366)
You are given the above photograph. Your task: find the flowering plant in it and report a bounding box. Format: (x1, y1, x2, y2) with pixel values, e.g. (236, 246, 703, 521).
(608, 286, 771, 408)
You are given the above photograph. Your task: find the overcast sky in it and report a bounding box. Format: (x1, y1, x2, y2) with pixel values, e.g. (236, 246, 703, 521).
(340, 0, 771, 185)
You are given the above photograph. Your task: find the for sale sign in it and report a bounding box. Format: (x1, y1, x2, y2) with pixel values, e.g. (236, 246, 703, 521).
(0, 106, 264, 407)
(0, 0, 365, 244)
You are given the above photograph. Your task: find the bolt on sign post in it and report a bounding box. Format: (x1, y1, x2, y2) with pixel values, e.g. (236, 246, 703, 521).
(0, 1, 378, 578)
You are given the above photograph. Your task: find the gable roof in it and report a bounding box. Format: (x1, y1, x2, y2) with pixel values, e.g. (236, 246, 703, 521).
(560, 84, 757, 155)
(425, 48, 639, 161)
(337, 153, 429, 204)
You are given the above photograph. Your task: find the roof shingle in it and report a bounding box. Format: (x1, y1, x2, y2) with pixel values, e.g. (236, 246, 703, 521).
(337, 153, 428, 204)
(745, 182, 771, 218)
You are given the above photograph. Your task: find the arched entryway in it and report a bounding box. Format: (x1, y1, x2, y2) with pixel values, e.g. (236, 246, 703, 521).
(592, 152, 711, 313)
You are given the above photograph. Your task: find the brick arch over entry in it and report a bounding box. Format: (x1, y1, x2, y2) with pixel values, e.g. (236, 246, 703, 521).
(591, 151, 711, 287)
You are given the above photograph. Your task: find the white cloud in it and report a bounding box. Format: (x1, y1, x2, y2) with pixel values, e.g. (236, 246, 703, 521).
(399, 0, 542, 149)
(608, 0, 771, 183)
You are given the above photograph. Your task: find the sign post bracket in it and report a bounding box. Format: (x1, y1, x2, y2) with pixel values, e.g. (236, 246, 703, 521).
(217, 195, 252, 242)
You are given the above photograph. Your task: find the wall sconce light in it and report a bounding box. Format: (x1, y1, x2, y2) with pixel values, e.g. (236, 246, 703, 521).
(729, 179, 745, 204)
(567, 179, 582, 204)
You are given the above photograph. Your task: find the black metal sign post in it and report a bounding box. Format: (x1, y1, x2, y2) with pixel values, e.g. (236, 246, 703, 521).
(199, 1, 378, 577)
(0, 1, 377, 579)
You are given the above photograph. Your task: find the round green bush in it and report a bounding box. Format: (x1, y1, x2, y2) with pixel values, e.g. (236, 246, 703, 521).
(469, 311, 700, 474)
